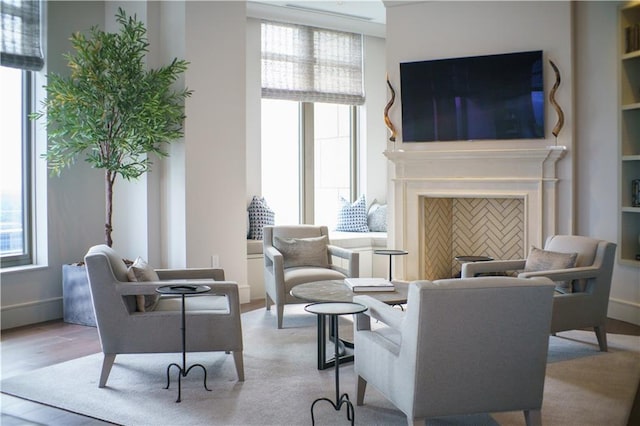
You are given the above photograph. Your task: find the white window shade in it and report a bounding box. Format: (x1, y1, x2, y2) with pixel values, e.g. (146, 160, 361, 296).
(1, 0, 44, 71)
(261, 21, 364, 105)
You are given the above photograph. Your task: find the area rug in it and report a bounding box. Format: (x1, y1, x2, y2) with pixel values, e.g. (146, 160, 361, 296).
(1, 306, 639, 425)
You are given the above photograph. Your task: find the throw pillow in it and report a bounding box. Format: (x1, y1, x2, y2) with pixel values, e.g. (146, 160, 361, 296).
(367, 202, 387, 232)
(335, 194, 369, 232)
(273, 235, 329, 269)
(524, 246, 578, 292)
(248, 196, 275, 240)
(127, 257, 161, 312)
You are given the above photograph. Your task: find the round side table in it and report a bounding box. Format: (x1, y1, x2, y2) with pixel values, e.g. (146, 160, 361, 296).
(374, 249, 408, 281)
(156, 284, 211, 402)
(304, 302, 368, 426)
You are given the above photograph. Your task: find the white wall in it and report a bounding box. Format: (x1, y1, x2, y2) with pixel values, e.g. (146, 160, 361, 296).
(182, 1, 248, 300)
(574, 1, 639, 325)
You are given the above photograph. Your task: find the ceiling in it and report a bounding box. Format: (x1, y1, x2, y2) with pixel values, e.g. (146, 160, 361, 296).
(257, 1, 386, 24)
(247, 1, 387, 37)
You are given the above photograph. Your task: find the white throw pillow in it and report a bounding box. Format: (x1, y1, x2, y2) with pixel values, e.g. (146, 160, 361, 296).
(127, 257, 161, 312)
(367, 202, 387, 232)
(273, 235, 329, 269)
(335, 194, 369, 232)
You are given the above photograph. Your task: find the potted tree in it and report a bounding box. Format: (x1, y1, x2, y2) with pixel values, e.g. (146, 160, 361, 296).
(32, 8, 192, 325)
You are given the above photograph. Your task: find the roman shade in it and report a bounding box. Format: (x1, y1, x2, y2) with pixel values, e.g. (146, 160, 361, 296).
(1, 0, 44, 70)
(261, 20, 364, 105)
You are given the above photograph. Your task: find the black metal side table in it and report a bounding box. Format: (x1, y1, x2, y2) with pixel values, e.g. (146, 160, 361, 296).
(156, 284, 212, 402)
(304, 302, 368, 426)
(374, 249, 408, 281)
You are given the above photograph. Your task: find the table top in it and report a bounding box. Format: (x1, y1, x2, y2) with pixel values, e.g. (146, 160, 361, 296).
(374, 249, 408, 256)
(156, 284, 211, 295)
(304, 302, 368, 316)
(454, 255, 494, 262)
(291, 279, 409, 304)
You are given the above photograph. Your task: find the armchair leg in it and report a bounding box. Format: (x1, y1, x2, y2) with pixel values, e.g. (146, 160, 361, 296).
(277, 304, 284, 329)
(265, 293, 273, 311)
(99, 353, 116, 388)
(233, 350, 245, 381)
(524, 409, 542, 426)
(356, 376, 367, 406)
(594, 326, 608, 352)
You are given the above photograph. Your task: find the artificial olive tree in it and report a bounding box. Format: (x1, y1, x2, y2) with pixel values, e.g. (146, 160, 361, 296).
(33, 8, 191, 247)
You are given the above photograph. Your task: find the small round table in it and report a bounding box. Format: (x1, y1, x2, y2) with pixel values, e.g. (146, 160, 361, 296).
(156, 284, 211, 403)
(374, 249, 408, 281)
(304, 302, 367, 426)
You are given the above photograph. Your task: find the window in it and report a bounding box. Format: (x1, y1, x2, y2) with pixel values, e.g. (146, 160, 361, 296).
(261, 99, 357, 228)
(0, 66, 33, 267)
(260, 21, 363, 228)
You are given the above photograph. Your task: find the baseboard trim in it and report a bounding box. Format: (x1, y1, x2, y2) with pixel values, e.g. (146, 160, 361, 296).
(608, 297, 640, 326)
(239, 283, 251, 304)
(1, 297, 63, 330)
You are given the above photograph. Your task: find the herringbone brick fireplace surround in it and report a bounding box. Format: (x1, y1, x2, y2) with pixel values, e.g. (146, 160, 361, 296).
(385, 146, 566, 281)
(423, 197, 525, 279)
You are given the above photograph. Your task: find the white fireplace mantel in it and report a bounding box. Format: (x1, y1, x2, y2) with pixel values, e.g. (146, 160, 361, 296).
(385, 145, 567, 281)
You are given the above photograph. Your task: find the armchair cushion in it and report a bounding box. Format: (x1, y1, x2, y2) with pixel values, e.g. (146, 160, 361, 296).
(126, 257, 161, 312)
(273, 235, 329, 268)
(525, 247, 577, 292)
(335, 194, 369, 232)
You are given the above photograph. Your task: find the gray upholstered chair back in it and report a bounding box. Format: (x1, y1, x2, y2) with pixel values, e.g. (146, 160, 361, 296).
(354, 276, 555, 425)
(85, 244, 137, 316)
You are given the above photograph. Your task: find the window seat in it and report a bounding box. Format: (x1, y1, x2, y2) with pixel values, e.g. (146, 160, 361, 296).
(328, 231, 387, 249)
(247, 239, 263, 255)
(246, 231, 387, 255)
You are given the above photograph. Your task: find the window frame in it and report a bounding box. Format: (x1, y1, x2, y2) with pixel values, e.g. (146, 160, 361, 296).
(1, 69, 34, 268)
(263, 100, 359, 225)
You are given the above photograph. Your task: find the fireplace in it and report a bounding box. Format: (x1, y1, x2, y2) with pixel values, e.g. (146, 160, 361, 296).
(385, 146, 566, 281)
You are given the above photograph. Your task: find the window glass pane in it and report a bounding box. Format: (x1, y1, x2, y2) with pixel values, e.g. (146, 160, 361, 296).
(314, 103, 351, 229)
(0, 66, 27, 258)
(261, 99, 300, 225)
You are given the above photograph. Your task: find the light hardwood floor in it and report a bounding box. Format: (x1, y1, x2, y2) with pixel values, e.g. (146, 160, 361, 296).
(1, 302, 638, 426)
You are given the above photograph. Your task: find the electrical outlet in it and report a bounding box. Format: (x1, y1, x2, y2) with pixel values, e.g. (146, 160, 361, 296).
(211, 255, 219, 268)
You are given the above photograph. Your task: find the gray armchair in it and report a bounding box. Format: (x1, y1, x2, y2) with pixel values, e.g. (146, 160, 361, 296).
(263, 225, 359, 328)
(461, 235, 617, 351)
(354, 277, 555, 426)
(84, 244, 244, 388)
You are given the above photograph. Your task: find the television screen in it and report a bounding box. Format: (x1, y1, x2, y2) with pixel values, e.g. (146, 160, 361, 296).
(400, 50, 544, 142)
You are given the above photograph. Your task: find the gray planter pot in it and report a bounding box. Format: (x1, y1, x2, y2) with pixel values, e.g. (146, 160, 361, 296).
(62, 264, 96, 327)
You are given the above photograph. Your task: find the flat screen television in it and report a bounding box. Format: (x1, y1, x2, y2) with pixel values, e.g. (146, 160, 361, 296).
(400, 50, 544, 142)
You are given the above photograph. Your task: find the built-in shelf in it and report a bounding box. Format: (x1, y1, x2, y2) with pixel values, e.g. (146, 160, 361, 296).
(622, 50, 640, 60)
(622, 207, 640, 213)
(619, 2, 640, 267)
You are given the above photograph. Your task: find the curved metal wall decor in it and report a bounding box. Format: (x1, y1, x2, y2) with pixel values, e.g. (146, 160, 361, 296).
(384, 73, 397, 142)
(548, 60, 565, 140)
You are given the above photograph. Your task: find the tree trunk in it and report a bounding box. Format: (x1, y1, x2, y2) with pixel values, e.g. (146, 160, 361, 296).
(105, 170, 114, 247)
